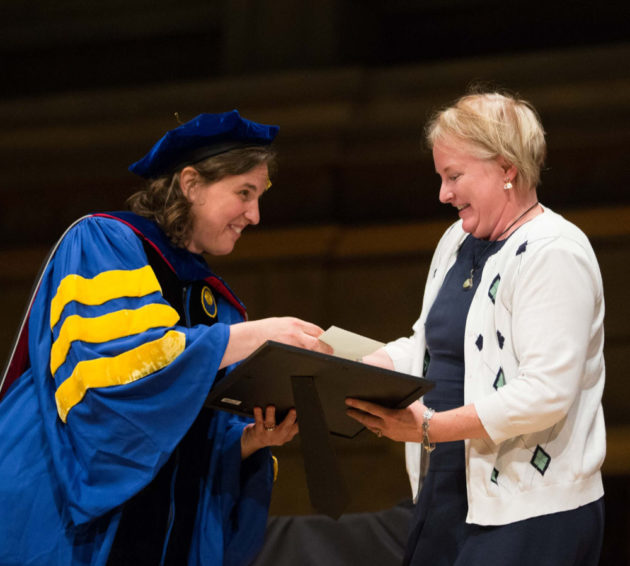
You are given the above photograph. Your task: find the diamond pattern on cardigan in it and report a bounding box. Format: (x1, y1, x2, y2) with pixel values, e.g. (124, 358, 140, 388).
(491, 468, 499, 485)
(497, 330, 505, 349)
(423, 349, 431, 376)
(475, 334, 484, 351)
(493, 367, 506, 390)
(531, 445, 551, 475)
(516, 241, 528, 255)
(488, 274, 501, 304)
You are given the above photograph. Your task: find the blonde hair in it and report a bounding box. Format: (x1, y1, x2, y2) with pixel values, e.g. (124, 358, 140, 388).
(127, 146, 276, 247)
(425, 90, 546, 190)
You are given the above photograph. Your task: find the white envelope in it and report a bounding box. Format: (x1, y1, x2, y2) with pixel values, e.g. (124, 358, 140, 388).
(318, 325, 384, 361)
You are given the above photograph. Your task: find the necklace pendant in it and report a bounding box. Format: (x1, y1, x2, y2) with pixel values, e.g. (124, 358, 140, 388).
(463, 268, 474, 290)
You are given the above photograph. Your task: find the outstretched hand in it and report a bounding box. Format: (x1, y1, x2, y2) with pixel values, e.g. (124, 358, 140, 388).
(241, 405, 299, 459)
(252, 317, 333, 354)
(221, 316, 333, 369)
(345, 398, 425, 443)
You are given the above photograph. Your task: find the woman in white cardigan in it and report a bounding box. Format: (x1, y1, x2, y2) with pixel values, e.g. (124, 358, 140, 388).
(346, 90, 605, 566)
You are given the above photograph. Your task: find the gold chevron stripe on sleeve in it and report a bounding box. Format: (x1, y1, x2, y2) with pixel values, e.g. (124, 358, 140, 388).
(49, 265, 162, 330)
(54, 329, 186, 423)
(49, 303, 180, 376)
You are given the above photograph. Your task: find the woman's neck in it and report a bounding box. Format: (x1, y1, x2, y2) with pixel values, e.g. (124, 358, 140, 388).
(490, 198, 541, 241)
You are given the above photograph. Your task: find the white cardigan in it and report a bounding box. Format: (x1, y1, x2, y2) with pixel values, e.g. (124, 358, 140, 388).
(385, 206, 605, 525)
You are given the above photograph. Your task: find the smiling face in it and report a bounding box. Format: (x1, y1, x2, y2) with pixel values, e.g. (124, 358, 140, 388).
(433, 140, 517, 240)
(183, 163, 269, 255)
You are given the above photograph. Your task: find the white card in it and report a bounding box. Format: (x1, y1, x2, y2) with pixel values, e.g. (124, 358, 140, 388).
(318, 325, 384, 361)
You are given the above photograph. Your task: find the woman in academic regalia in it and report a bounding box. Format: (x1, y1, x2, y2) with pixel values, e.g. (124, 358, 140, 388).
(0, 111, 330, 566)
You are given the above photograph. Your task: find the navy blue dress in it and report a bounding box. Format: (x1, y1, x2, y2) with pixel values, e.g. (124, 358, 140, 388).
(403, 235, 604, 566)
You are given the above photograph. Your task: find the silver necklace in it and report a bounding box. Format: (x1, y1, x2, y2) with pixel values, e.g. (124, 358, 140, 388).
(462, 201, 539, 290)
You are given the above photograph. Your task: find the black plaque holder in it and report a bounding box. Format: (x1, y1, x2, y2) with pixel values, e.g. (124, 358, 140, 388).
(291, 375, 350, 518)
(206, 341, 434, 518)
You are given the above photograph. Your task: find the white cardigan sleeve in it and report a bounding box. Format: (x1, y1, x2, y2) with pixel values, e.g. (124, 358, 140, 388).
(474, 237, 604, 443)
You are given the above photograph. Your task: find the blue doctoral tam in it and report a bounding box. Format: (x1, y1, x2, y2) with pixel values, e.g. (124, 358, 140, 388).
(129, 110, 279, 179)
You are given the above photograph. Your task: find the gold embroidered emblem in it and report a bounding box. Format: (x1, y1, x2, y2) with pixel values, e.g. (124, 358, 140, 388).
(201, 286, 218, 319)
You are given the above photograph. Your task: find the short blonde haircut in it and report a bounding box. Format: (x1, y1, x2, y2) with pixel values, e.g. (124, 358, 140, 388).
(425, 90, 546, 190)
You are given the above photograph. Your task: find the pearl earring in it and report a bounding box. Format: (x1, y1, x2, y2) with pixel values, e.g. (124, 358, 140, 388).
(504, 179, 513, 190)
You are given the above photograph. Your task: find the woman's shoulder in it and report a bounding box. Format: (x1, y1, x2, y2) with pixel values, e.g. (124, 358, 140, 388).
(525, 206, 591, 245)
(61, 212, 161, 253)
(497, 206, 601, 289)
(73, 212, 151, 235)
(61, 213, 139, 241)
(503, 205, 596, 262)
(52, 213, 150, 278)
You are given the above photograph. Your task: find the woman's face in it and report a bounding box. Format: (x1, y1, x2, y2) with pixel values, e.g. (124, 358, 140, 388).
(433, 140, 512, 240)
(184, 163, 268, 255)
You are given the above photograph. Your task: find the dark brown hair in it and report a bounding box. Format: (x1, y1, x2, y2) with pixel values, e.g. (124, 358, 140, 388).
(127, 146, 277, 247)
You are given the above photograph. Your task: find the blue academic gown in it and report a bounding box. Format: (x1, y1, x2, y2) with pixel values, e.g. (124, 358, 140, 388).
(0, 213, 273, 566)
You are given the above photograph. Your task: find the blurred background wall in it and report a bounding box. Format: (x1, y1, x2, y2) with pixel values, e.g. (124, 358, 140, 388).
(1, 1, 629, 562)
